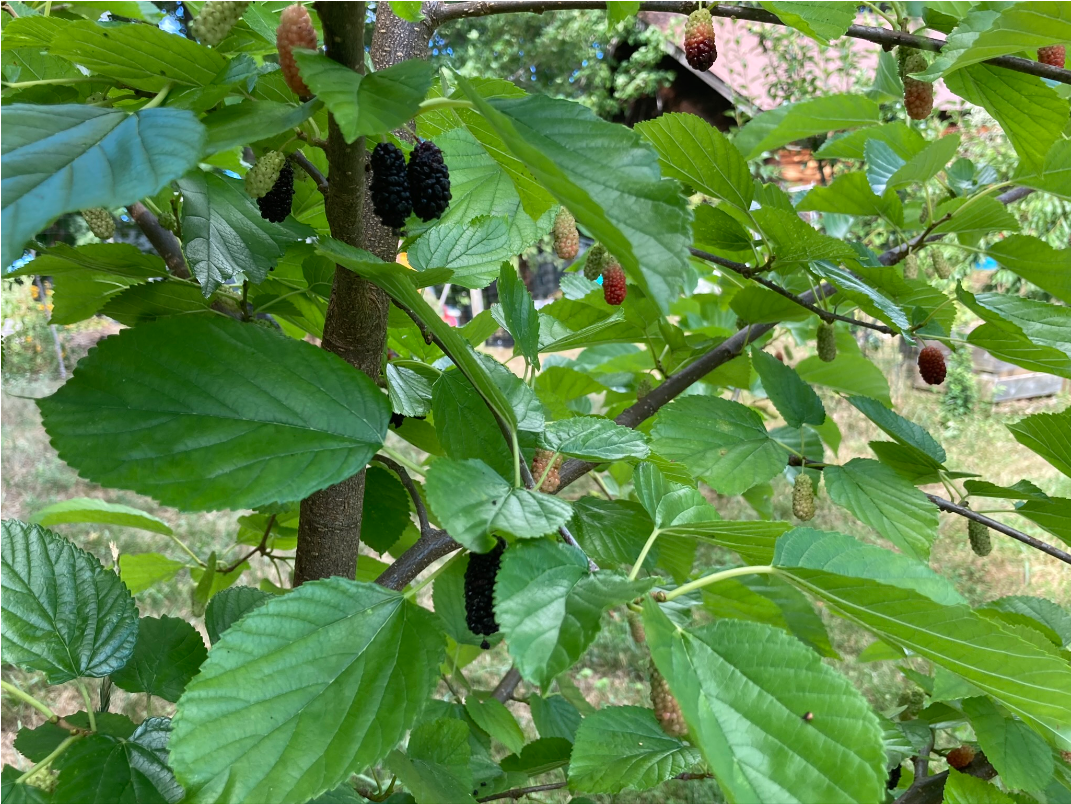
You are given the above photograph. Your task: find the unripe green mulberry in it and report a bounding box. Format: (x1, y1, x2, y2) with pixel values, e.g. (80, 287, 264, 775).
(637, 377, 652, 399)
(552, 207, 579, 261)
(968, 519, 992, 557)
(158, 210, 177, 233)
(903, 252, 919, 279)
(190, 1, 250, 47)
(246, 151, 287, 199)
(792, 473, 815, 521)
(584, 243, 610, 280)
(628, 612, 646, 645)
(650, 664, 686, 737)
(816, 322, 836, 362)
(81, 208, 115, 239)
(932, 251, 951, 279)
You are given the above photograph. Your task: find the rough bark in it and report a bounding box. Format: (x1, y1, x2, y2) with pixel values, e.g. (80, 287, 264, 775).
(295, 3, 431, 584)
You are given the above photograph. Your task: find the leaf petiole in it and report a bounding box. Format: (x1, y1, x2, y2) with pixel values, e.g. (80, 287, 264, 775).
(663, 565, 777, 601)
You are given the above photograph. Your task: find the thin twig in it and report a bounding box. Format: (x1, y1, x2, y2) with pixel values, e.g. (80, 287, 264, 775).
(477, 781, 567, 802)
(375, 528, 459, 590)
(427, 2, 1071, 84)
(927, 495, 1071, 565)
(290, 150, 329, 197)
(222, 514, 276, 574)
(374, 454, 431, 535)
(491, 666, 523, 703)
(127, 202, 189, 278)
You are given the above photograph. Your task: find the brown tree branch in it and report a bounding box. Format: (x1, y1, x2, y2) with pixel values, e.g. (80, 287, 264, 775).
(127, 202, 189, 278)
(426, 2, 1071, 84)
(476, 781, 566, 802)
(375, 528, 459, 590)
(491, 666, 523, 703)
(895, 752, 996, 804)
(290, 150, 329, 197)
(373, 454, 431, 535)
(927, 494, 1071, 565)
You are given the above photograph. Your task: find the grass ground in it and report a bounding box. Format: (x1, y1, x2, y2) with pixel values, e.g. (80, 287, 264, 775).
(1, 332, 1067, 803)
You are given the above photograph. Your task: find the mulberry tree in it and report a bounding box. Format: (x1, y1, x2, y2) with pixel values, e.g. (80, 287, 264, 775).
(2, 3, 1071, 803)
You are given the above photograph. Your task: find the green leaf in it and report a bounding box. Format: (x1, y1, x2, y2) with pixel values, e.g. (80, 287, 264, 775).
(111, 615, 207, 703)
(465, 696, 525, 755)
(171, 578, 444, 804)
(945, 63, 1068, 171)
(943, 770, 1016, 804)
(425, 458, 572, 553)
(752, 207, 860, 268)
(361, 465, 413, 555)
(456, 79, 695, 315)
(50, 19, 226, 91)
(178, 172, 312, 295)
(823, 458, 938, 560)
(541, 417, 649, 461)
(568, 705, 701, 794)
(15, 711, 136, 763)
(38, 317, 389, 512)
(651, 396, 788, 496)
(967, 322, 1071, 380)
(796, 327, 892, 405)
(293, 53, 435, 143)
(816, 122, 925, 161)
(386, 718, 475, 804)
(848, 396, 946, 466)
(500, 736, 572, 775)
(962, 696, 1053, 792)
(1014, 497, 1071, 547)
(986, 235, 1071, 305)
(495, 540, 651, 688)
(2, 105, 204, 269)
(529, 695, 581, 741)
(643, 600, 885, 804)
(964, 291, 1071, 355)
(388, 1, 424, 22)
(636, 113, 753, 211)
(929, 196, 1019, 237)
(702, 573, 838, 659)
(735, 94, 881, 161)
(760, 2, 857, 44)
(386, 363, 435, 418)
(864, 140, 905, 195)
(886, 134, 961, 191)
(1008, 408, 1071, 479)
(496, 262, 540, 368)
(118, 553, 187, 596)
(431, 369, 513, 479)
(606, 0, 640, 25)
(568, 497, 654, 570)
(32, 497, 172, 536)
(797, 171, 902, 221)
(318, 239, 518, 431)
(773, 529, 1071, 738)
(751, 347, 825, 429)
(54, 723, 183, 804)
(941, 3, 1071, 74)
(1, 520, 137, 683)
(660, 520, 792, 566)
(100, 281, 215, 327)
(982, 596, 1071, 648)
(204, 586, 271, 644)
(693, 203, 754, 253)
(203, 100, 318, 155)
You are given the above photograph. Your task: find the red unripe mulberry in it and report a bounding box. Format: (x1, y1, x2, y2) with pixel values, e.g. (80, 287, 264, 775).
(602, 263, 627, 305)
(277, 5, 317, 98)
(917, 346, 946, 385)
(684, 8, 717, 72)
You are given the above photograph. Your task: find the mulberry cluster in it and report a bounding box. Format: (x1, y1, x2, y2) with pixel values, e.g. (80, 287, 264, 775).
(902, 53, 933, 120)
(792, 474, 815, 521)
(532, 449, 563, 493)
(603, 263, 627, 305)
(1039, 45, 1066, 68)
(464, 536, 506, 649)
(190, 1, 250, 47)
(257, 162, 295, 223)
(81, 208, 115, 240)
(946, 745, 976, 770)
(887, 765, 902, 790)
(650, 665, 687, 737)
(245, 151, 286, 200)
(903, 252, 919, 280)
(158, 210, 177, 233)
(683, 7, 717, 72)
(369, 143, 413, 229)
(968, 519, 992, 557)
(917, 346, 946, 385)
(409, 140, 452, 221)
(897, 686, 926, 718)
(277, 4, 318, 98)
(553, 207, 580, 261)
(627, 612, 646, 645)
(932, 251, 951, 279)
(584, 242, 611, 281)
(816, 322, 837, 362)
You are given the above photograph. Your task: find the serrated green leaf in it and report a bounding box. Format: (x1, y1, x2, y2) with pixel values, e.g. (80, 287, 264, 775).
(824, 458, 938, 560)
(15, 711, 137, 763)
(54, 725, 183, 804)
(941, 3, 1071, 74)
(1008, 408, 1071, 481)
(541, 416, 649, 461)
(499, 736, 573, 775)
(293, 53, 435, 143)
(465, 696, 525, 755)
(529, 695, 580, 741)
(431, 368, 513, 479)
(736, 94, 881, 161)
(760, 2, 857, 44)
(361, 465, 413, 555)
(751, 347, 825, 428)
(848, 396, 946, 465)
(864, 140, 905, 195)
(773, 529, 1071, 739)
(32, 497, 172, 535)
(497, 262, 540, 367)
(963, 696, 1053, 792)
(968, 322, 1071, 380)
(887, 134, 961, 191)
(651, 396, 788, 496)
(386, 363, 435, 418)
(386, 718, 475, 804)
(118, 553, 187, 596)
(752, 206, 860, 268)
(204, 586, 270, 644)
(930, 195, 1019, 237)
(636, 112, 753, 211)
(112, 615, 207, 703)
(643, 601, 885, 804)
(495, 540, 651, 688)
(693, 203, 754, 253)
(987, 235, 1071, 305)
(203, 100, 318, 155)
(178, 172, 313, 295)
(816, 122, 926, 161)
(568, 705, 701, 794)
(39, 317, 389, 512)
(983, 596, 1071, 648)
(661, 520, 792, 566)
(797, 171, 902, 222)
(945, 63, 1068, 171)
(568, 497, 654, 570)
(425, 458, 572, 553)
(943, 769, 1016, 804)
(456, 78, 694, 315)
(171, 578, 444, 804)
(2, 105, 204, 269)
(100, 281, 215, 327)
(1, 520, 138, 683)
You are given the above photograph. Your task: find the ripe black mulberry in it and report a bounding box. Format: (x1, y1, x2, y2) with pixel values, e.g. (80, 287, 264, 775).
(408, 140, 452, 221)
(370, 142, 413, 229)
(257, 162, 295, 223)
(464, 536, 506, 649)
(246, 151, 286, 200)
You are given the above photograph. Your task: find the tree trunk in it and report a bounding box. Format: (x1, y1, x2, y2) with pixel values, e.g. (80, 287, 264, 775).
(294, 3, 431, 584)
